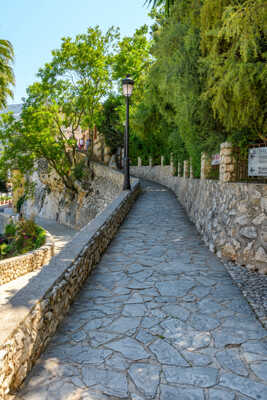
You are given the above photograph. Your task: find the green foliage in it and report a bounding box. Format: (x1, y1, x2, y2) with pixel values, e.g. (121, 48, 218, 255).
(0, 39, 14, 109)
(0, 179, 7, 192)
(0, 27, 116, 193)
(145, 0, 175, 16)
(4, 222, 16, 238)
(201, 0, 267, 141)
(0, 219, 46, 260)
(0, 243, 9, 257)
(112, 25, 152, 124)
(97, 94, 124, 153)
(72, 159, 86, 181)
(134, 0, 266, 174)
(16, 194, 27, 214)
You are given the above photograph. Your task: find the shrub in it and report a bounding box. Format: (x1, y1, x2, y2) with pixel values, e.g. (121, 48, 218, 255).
(0, 218, 46, 259)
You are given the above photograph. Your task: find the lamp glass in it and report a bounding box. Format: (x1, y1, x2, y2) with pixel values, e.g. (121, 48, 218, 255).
(123, 83, 133, 97)
(122, 76, 134, 97)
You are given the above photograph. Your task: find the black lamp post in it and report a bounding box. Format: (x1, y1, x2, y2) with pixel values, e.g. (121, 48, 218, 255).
(122, 75, 134, 190)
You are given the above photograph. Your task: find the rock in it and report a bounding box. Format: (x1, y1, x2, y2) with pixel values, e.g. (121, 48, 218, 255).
(222, 243, 236, 259)
(208, 389, 235, 400)
(216, 349, 248, 376)
(81, 367, 128, 397)
(163, 366, 219, 388)
(250, 361, 267, 381)
(190, 314, 220, 331)
(106, 317, 141, 334)
(149, 339, 189, 366)
(160, 384, 204, 400)
(129, 363, 160, 398)
(252, 214, 266, 225)
(106, 337, 149, 361)
(122, 304, 146, 317)
(181, 350, 212, 367)
(235, 215, 249, 226)
(240, 226, 257, 239)
(156, 278, 194, 297)
(162, 305, 190, 322)
(243, 241, 254, 258)
(261, 197, 267, 213)
(255, 247, 267, 263)
(220, 372, 267, 399)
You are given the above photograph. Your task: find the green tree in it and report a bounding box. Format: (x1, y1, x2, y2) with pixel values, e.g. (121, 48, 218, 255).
(97, 93, 124, 153)
(111, 25, 153, 160)
(112, 25, 152, 106)
(135, 1, 223, 175)
(201, 0, 267, 142)
(0, 27, 115, 193)
(136, 0, 266, 174)
(145, 0, 175, 16)
(0, 39, 14, 109)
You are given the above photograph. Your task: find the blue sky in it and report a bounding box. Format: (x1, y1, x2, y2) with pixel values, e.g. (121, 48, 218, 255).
(1, 0, 151, 104)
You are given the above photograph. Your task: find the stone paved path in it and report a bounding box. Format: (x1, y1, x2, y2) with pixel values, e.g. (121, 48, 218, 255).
(17, 181, 267, 399)
(35, 217, 77, 254)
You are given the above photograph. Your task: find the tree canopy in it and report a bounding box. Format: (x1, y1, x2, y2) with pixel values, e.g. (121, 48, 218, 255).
(0, 27, 116, 192)
(1, 1, 266, 185)
(0, 39, 14, 109)
(132, 0, 267, 175)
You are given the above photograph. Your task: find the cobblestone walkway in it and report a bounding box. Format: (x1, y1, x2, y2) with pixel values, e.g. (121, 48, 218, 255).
(17, 181, 267, 400)
(35, 217, 77, 254)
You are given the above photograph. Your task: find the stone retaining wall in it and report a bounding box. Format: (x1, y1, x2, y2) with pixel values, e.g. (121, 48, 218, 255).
(91, 161, 124, 186)
(0, 178, 140, 399)
(131, 166, 267, 274)
(0, 213, 10, 235)
(23, 161, 124, 230)
(0, 232, 54, 286)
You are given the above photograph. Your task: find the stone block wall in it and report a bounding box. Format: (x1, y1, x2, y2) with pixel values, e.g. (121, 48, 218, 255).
(22, 161, 124, 230)
(0, 213, 10, 235)
(0, 232, 54, 286)
(131, 166, 267, 274)
(0, 178, 140, 399)
(219, 142, 236, 182)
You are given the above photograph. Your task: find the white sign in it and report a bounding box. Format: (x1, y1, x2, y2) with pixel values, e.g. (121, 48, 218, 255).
(248, 147, 267, 176)
(211, 154, 220, 166)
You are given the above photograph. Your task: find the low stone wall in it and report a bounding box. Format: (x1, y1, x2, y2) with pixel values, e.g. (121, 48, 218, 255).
(0, 178, 140, 399)
(0, 232, 54, 286)
(131, 166, 267, 274)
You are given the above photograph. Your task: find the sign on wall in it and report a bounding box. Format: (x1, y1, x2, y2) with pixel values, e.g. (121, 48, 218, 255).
(211, 154, 220, 166)
(248, 147, 267, 176)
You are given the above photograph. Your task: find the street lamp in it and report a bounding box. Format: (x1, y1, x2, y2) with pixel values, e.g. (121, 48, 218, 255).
(122, 75, 134, 190)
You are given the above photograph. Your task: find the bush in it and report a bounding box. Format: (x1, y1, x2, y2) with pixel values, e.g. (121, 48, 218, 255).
(0, 218, 46, 260)
(16, 194, 27, 214)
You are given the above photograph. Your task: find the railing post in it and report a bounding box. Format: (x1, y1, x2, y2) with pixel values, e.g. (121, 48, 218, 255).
(161, 156, 164, 167)
(201, 153, 211, 180)
(190, 159, 193, 179)
(177, 162, 181, 177)
(219, 142, 236, 182)
(170, 153, 175, 176)
(183, 160, 189, 178)
(149, 157, 152, 167)
(138, 157, 142, 167)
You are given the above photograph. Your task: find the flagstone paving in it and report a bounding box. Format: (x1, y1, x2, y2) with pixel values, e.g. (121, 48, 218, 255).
(17, 181, 267, 399)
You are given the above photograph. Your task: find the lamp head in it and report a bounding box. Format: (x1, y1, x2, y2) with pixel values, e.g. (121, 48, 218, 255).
(122, 75, 134, 97)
